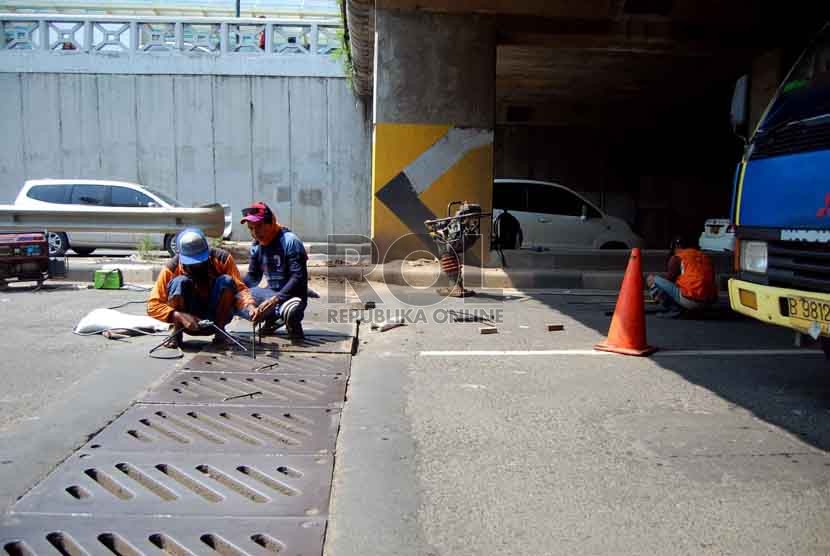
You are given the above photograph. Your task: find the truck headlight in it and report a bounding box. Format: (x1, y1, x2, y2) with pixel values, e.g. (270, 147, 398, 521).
(740, 241, 768, 273)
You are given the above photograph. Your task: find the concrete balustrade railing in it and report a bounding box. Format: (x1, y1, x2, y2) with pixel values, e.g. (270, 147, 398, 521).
(0, 13, 343, 76)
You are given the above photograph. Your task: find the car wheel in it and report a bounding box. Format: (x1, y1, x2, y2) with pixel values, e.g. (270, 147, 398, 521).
(600, 242, 628, 250)
(72, 247, 95, 256)
(48, 232, 69, 256)
(164, 234, 179, 257)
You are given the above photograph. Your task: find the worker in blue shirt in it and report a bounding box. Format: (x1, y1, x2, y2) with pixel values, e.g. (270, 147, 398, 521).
(239, 202, 308, 339)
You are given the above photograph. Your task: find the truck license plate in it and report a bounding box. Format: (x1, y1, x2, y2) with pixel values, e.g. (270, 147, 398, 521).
(787, 296, 830, 323)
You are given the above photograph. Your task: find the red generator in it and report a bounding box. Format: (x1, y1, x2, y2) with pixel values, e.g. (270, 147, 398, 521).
(0, 232, 51, 288)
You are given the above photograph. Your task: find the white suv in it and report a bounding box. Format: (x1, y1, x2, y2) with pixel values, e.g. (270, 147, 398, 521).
(14, 179, 230, 256)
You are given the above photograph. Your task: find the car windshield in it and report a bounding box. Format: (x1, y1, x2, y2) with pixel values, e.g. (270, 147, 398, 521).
(757, 24, 830, 134)
(144, 187, 184, 207)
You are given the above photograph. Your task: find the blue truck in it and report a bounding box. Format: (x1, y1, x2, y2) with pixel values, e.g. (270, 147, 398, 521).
(729, 23, 830, 349)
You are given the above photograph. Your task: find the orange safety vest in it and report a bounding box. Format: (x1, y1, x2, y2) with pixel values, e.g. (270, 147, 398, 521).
(675, 248, 717, 302)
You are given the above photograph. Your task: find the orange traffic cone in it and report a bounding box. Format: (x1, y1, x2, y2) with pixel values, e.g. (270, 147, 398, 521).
(595, 248, 657, 356)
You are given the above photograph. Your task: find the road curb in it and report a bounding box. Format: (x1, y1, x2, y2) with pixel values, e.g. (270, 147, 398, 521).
(61, 260, 371, 286)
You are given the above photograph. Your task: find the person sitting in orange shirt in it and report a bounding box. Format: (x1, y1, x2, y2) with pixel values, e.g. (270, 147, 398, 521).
(647, 236, 718, 318)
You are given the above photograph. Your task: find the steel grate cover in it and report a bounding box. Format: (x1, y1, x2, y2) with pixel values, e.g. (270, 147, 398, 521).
(233, 331, 355, 354)
(182, 352, 351, 376)
(140, 373, 347, 407)
(0, 515, 326, 555)
(81, 404, 340, 456)
(11, 453, 333, 518)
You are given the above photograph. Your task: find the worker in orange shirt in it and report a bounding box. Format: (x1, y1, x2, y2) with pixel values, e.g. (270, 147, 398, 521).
(147, 228, 269, 347)
(647, 236, 718, 318)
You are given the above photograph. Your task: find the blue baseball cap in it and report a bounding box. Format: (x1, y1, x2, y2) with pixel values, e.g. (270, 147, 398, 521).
(177, 228, 210, 265)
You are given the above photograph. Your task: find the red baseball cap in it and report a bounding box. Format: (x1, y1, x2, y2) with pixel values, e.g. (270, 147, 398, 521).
(240, 202, 272, 224)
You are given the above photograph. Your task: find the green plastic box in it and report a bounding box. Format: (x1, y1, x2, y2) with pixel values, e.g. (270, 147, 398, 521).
(94, 268, 123, 289)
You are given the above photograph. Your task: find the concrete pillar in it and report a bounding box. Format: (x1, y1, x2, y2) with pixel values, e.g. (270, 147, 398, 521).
(371, 9, 495, 262)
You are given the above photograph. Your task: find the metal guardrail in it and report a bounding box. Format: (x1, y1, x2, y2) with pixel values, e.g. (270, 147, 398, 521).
(0, 203, 227, 237)
(0, 13, 341, 56)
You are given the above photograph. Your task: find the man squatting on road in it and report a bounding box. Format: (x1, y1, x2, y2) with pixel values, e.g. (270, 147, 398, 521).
(239, 202, 309, 340)
(146, 227, 273, 346)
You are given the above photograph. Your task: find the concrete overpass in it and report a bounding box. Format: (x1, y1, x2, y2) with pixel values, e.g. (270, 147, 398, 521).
(343, 0, 828, 260)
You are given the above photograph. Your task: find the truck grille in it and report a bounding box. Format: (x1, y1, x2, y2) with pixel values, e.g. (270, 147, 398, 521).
(751, 121, 830, 159)
(768, 241, 830, 293)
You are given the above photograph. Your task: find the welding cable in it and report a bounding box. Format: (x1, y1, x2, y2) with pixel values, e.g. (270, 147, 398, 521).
(148, 321, 249, 360)
(73, 309, 250, 359)
(106, 299, 149, 310)
(120, 283, 152, 292)
(72, 324, 178, 358)
(148, 329, 185, 359)
(72, 327, 167, 337)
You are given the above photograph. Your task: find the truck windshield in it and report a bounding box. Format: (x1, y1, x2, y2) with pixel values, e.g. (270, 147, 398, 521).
(757, 25, 830, 136)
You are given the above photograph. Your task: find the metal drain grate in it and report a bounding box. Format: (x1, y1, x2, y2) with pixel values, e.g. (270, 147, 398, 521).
(82, 405, 340, 455)
(234, 332, 355, 354)
(11, 453, 333, 518)
(0, 515, 326, 555)
(140, 373, 347, 407)
(182, 353, 351, 376)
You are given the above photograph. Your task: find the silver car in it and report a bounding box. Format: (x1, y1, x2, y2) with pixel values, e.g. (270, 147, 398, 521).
(13, 179, 231, 256)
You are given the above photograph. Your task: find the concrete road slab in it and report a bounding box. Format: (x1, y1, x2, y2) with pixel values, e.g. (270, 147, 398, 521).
(140, 372, 347, 407)
(82, 404, 340, 456)
(11, 452, 333, 518)
(233, 331, 356, 354)
(182, 352, 351, 376)
(0, 515, 326, 555)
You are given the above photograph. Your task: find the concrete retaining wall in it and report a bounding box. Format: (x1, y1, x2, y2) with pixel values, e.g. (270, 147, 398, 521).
(0, 73, 371, 241)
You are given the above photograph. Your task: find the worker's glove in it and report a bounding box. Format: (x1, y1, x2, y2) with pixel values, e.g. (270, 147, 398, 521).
(173, 311, 200, 332)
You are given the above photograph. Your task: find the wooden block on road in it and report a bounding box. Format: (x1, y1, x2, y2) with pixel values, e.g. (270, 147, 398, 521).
(479, 327, 498, 335)
(547, 324, 565, 332)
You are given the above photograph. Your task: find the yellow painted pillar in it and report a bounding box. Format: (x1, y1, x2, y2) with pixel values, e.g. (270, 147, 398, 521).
(371, 10, 495, 263)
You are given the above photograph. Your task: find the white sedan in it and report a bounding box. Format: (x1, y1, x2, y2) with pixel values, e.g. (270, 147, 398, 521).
(492, 179, 642, 250)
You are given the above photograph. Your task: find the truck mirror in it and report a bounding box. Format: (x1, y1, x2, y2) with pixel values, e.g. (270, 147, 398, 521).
(730, 75, 749, 134)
